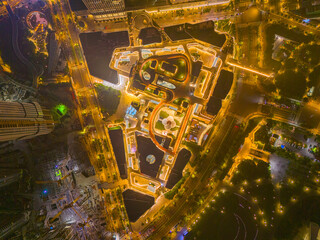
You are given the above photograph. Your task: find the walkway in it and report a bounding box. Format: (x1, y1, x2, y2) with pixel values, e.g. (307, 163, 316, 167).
(148, 101, 174, 155)
(173, 104, 193, 153)
(226, 58, 274, 78)
(225, 120, 268, 182)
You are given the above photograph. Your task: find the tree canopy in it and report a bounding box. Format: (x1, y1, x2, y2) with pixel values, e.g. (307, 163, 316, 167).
(275, 70, 306, 99)
(94, 83, 121, 117)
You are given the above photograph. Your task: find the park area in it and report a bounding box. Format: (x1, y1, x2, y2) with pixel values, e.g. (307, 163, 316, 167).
(154, 106, 182, 136)
(94, 83, 121, 117)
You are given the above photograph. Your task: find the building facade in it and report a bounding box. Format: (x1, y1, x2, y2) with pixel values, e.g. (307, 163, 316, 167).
(81, 0, 126, 20)
(0, 101, 54, 142)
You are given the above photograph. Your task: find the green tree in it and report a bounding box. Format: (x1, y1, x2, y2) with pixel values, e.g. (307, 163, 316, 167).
(94, 84, 121, 117)
(275, 70, 306, 99)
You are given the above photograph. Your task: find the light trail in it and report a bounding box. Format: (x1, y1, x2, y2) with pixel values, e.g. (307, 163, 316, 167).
(226, 61, 273, 78)
(146, 0, 230, 13)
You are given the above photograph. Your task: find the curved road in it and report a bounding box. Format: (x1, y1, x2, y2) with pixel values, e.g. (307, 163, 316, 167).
(148, 101, 174, 155)
(5, 1, 42, 88)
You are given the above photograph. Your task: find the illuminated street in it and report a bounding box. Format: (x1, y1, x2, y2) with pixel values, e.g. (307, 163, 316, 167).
(0, 0, 320, 239)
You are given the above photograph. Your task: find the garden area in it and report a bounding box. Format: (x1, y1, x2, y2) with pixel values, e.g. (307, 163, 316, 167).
(154, 107, 182, 135)
(187, 145, 320, 240)
(275, 70, 306, 100)
(246, 119, 320, 238)
(263, 24, 320, 100)
(264, 24, 312, 70)
(94, 83, 121, 117)
(269, 43, 320, 100)
(156, 55, 188, 82)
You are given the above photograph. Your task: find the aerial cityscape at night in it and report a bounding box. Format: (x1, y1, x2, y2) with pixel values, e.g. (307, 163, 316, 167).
(0, 0, 320, 239)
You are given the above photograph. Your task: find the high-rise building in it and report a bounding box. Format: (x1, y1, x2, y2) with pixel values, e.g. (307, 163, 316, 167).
(0, 101, 54, 142)
(81, 0, 126, 20)
(0, 212, 30, 239)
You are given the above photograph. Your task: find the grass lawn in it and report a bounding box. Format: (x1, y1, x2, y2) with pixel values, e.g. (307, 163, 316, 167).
(144, 55, 188, 82)
(174, 119, 181, 126)
(155, 121, 165, 130)
(142, 60, 151, 71)
(173, 98, 187, 106)
(159, 110, 169, 119)
(171, 126, 180, 131)
(95, 83, 121, 117)
(175, 59, 187, 80)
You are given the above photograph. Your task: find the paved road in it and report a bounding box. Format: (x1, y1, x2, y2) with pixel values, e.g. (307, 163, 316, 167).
(229, 80, 264, 119)
(143, 116, 236, 239)
(56, 0, 120, 179)
(51, 0, 122, 235)
(267, 12, 320, 38)
(297, 101, 320, 129)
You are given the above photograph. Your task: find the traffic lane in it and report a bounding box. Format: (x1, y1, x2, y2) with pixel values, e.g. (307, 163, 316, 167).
(268, 13, 320, 36)
(58, 0, 119, 215)
(60, 2, 119, 177)
(155, 12, 234, 28)
(146, 118, 236, 239)
(68, 50, 117, 175)
(71, 68, 87, 88)
(229, 82, 264, 118)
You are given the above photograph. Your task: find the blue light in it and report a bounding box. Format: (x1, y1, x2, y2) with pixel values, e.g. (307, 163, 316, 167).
(303, 19, 310, 23)
(281, 145, 285, 149)
(43, 189, 48, 194)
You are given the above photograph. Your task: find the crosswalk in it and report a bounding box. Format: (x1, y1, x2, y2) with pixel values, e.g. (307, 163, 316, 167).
(260, 104, 298, 121)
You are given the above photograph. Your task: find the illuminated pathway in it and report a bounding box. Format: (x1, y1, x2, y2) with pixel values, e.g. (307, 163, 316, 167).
(145, 0, 230, 14)
(226, 59, 274, 78)
(148, 101, 174, 155)
(173, 104, 193, 153)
